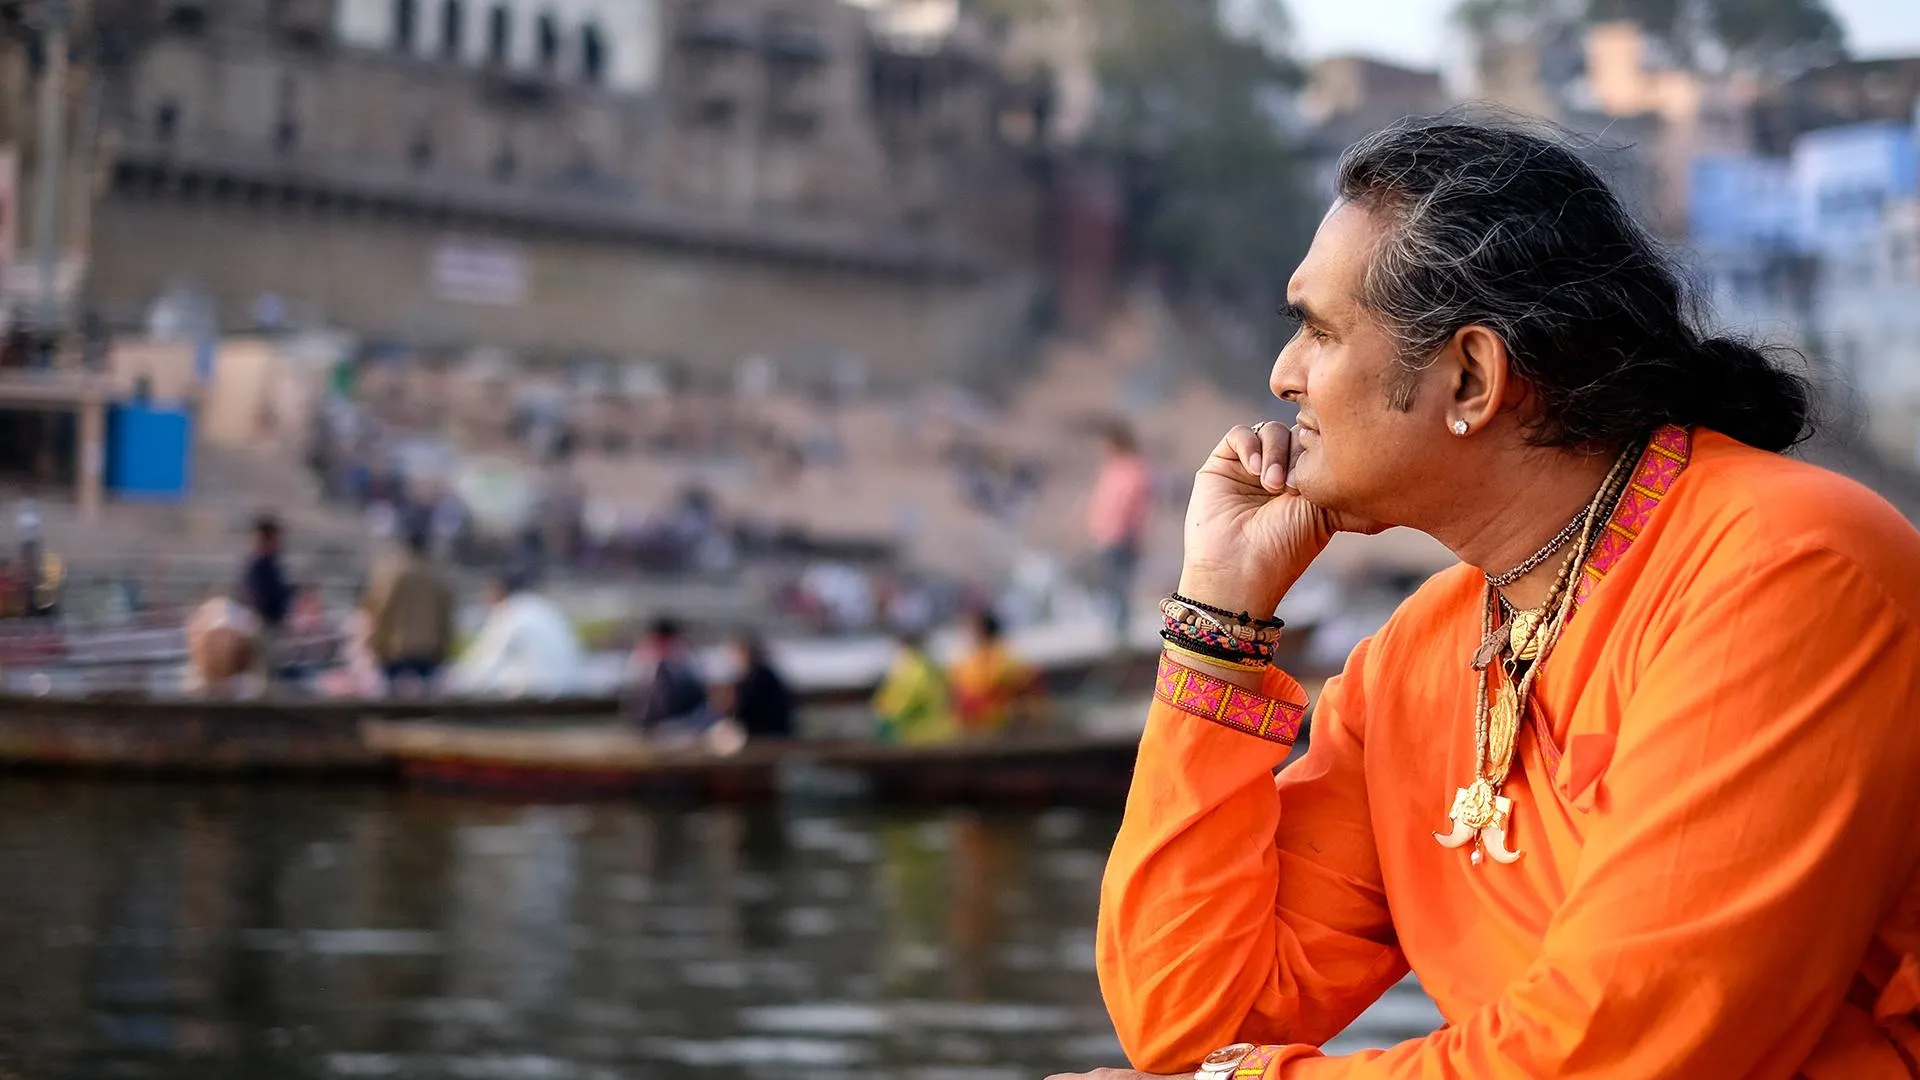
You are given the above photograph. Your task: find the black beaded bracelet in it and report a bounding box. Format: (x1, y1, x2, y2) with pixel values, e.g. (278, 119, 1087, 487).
(1169, 592, 1285, 630)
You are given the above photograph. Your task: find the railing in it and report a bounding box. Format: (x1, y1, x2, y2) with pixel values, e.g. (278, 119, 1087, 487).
(112, 135, 991, 278)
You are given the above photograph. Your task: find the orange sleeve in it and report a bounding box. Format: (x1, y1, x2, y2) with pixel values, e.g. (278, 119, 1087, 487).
(1097, 643, 1408, 1072)
(1258, 548, 1920, 1078)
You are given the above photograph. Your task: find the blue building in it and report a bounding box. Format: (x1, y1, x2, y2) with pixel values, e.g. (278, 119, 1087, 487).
(1687, 152, 1808, 346)
(1688, 154, 1797, 253)
(1791, 121, 1919, 256)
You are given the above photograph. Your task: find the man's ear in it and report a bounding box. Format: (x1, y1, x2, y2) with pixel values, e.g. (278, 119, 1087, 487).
(1450, 324, 1512, 428)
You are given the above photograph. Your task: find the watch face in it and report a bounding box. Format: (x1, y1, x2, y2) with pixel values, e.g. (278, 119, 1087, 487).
(1198, 1043, 1257, 1074)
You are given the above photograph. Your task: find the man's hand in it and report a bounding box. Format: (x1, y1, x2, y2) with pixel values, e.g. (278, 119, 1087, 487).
(1179, 422, 1382, 616)
(1044, 1070, 1186, 1080)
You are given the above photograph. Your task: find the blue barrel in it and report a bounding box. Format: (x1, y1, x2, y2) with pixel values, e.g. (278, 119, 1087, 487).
(106, 404, 193, 499)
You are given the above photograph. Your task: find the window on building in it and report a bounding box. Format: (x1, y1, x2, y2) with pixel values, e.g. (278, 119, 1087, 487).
(694, 99, 737, 128)
(903, 68, 926, 113)
(155, 99, 180, 142)
(567, 145, 600, 180)
(409, 127, 434, 169)
(770, 112, 818, 139)
(581, 22, 607, 85)
(537, 12, 560, 73)
(275, 76, 299, 153)
(440, 0, 464, 58)
(393, 0, 418, 51)
(164, 1, 208, 34)
(486, 5, 511, 64)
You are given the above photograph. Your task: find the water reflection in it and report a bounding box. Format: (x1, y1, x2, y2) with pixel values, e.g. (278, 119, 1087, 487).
(0, 780, 1438, 1078)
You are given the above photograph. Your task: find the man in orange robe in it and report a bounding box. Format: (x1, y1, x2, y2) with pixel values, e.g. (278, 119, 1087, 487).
(1054, 119, 1920, 1079)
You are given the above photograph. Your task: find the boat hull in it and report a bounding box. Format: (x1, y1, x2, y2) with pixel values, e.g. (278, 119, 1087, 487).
(0, 695, 614, 774)
(366, 721, 1142, 805)
(0, 639, 1175, 774)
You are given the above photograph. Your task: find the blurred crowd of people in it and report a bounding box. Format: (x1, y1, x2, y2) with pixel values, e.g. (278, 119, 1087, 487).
(166, 364, 1157, 743)
(181, 510, 1054, 753)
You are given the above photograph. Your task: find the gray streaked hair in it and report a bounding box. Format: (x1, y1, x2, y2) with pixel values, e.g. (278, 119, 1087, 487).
(1334, 114, 1810, 453)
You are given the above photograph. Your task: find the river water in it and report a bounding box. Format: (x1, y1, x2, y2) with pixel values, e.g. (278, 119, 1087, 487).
(0, 780, 1440, 1079)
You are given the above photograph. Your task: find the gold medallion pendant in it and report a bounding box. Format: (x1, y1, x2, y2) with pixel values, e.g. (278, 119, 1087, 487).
(1486, 684, 1520, 776)
(1508, 608, 1544, 660)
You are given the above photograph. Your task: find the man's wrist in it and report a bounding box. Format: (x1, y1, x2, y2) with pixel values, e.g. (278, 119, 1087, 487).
(1158, 646, 1268, 691)
(1174, 566, 1293, 622)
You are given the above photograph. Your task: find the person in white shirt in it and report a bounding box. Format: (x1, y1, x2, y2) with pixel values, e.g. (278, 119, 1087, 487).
(184, 592, 262, 698)
(444, 570, 583, 697)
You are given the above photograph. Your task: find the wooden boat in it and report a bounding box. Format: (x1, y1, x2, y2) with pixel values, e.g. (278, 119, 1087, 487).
(363, 720, 1144, 805)
(0, 692, 617, 774)
(0, 620, 342, 676)
(0, 693, 393, 774)
(0, 615, 187, 666)
(0, 617, 1320, 776)
(0, 638, 1171, 774)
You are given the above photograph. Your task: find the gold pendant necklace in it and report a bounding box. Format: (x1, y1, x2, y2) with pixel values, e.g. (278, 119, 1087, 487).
(1508, 608, 1544, 661)
(1436, 441, 1640, 867)
(1435, 591, 1530, 866)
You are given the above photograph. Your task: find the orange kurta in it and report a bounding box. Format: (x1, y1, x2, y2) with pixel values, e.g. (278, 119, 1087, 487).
(1097, 428, 1920, 1078)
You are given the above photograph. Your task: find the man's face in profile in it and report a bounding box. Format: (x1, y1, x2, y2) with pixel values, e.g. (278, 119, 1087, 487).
(1271, 202, 1456, 524)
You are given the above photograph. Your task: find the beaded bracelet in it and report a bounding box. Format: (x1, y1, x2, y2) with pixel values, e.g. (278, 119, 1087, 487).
(1160, 630, 1270, 670)
(1160, 597, 1285, 646)
(1164, 615, 1276, 659)
(1170, 592, 1285, 630)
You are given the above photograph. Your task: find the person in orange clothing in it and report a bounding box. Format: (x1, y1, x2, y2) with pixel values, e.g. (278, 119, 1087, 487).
(948, 609, 1042, 735)
(1050, 117, 1920, 1080)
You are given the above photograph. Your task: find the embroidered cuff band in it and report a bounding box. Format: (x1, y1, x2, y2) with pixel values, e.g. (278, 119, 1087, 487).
(1155, 654, 1305, 745)
(1233, 1045, 1282, 1077)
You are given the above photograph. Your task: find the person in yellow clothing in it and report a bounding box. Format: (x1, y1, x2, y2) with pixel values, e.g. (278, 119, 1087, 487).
(1050, 117, 1920, 1080)
(948, 610, 1042, 736)
(872, 628, 957, 745)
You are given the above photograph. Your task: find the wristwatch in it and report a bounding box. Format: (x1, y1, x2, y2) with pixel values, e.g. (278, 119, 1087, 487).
(1195, 1043, 1258, 1079)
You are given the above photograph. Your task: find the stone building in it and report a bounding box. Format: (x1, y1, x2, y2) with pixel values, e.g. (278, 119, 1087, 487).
(1294, 55, 1450, 203)
(1298, 55, 1448, 137)
(2, 0, 122, 323)
(1580, 21, 1760, 238)
(1751, 57, 1920, 156)
(75, 0, 1057, 385)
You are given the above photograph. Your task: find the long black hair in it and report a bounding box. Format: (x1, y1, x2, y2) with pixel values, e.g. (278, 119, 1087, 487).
(1336, 114, 1813, 453)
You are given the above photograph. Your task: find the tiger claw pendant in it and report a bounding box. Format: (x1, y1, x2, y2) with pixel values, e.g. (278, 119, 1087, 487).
(1434, 783, 1522, 865)
(1481, 821, 1523, 864)
(1434, 784, 1485, 848)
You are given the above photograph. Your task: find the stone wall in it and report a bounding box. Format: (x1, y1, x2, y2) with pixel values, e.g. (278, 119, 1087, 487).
(86, 192, 1036, 386)
(105, 0, 1045, 245)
